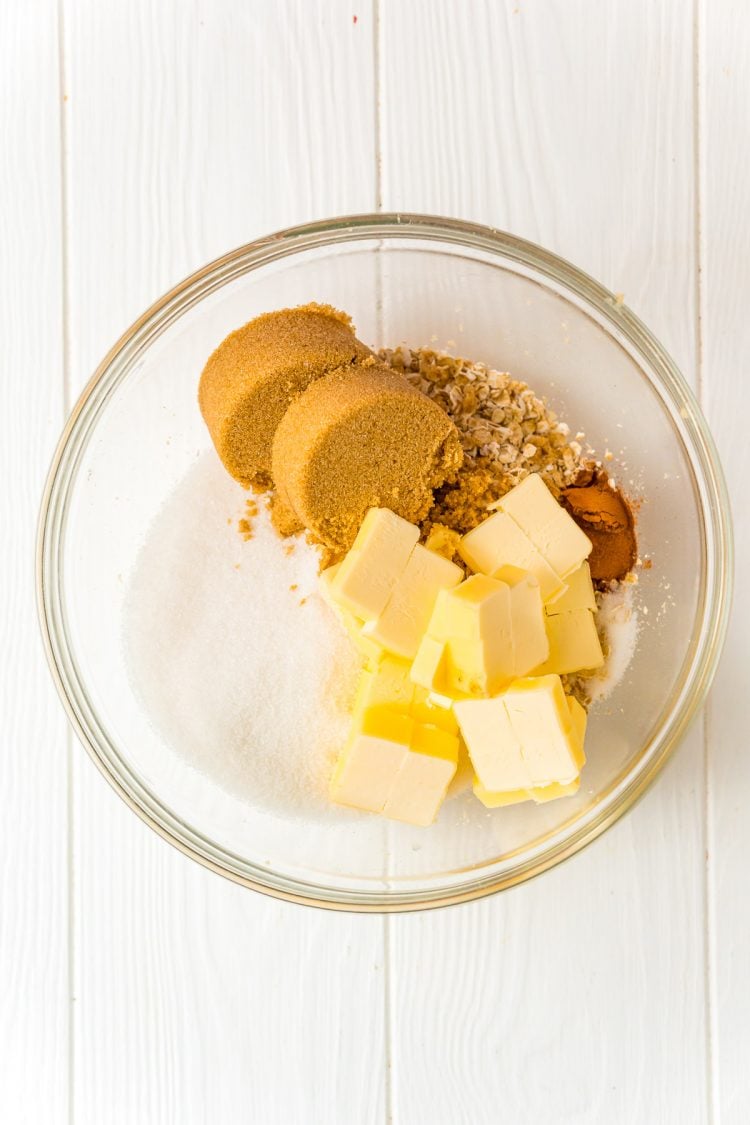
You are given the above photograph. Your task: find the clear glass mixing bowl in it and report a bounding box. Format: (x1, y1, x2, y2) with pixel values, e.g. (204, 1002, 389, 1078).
(37, 214, 732, 911)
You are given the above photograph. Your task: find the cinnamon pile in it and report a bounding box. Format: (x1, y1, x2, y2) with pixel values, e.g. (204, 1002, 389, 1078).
(561, 469, 637, 583)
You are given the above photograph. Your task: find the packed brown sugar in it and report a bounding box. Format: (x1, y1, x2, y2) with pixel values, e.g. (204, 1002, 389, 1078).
(271, 360, 463, 555)
(198, 302, 372, 488)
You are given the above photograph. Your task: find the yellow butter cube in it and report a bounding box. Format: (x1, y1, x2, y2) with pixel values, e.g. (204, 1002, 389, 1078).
(330, 507, 419, 621)
(411, 575, 515, 698)
(546, 562, 597, 615)
(319, 564, 383, 663)
(363, 544, 463, 660)
(330, 709, 412, 813)
(354, 654, 458, 735)
(469, 693, 587, 807)
(459, 509, 566, 603)
(535, 608, 604, 676)
(502, 676, 583, 786)
(383, 724, 459, 827)
(453, 696, 529, 792)
(456, 674, 583, 793)
(473, 773, 581, 808)
(498, 474, 591, 579)
(472, 778, 530, 808)
(330, 667, 459, 823)
(493, 565, 549, 675)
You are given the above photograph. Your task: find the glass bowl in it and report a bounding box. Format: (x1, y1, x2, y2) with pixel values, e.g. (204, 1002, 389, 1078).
(37, 214, 732, 911)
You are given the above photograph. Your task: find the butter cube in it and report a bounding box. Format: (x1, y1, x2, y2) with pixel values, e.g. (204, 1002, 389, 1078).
(319, 564, 383, 662)
(502, 676, 583, 786)
(535, 608, 604, 675)
(468, 691, 587, 806)
(331, 665, 459, 823)
(456, 674, 583, 792)
(363, 544, 463, 660)
(459, 510, 566, 602)
(493, 565, 549, 675)
(453, 696, 529, 791)
(354, 654, 458, 735)
(383, 724, 459, 827)
(330, 709, 412, 813)
(331, 508, 419, 620)
(498, 474, 591, 579)
(411, 575, 515, 698)
(546, 562, 597, 615)
(473, 774, 581, 808)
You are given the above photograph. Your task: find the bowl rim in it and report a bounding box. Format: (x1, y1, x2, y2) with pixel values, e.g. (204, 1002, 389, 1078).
(36, 211, 734, 912)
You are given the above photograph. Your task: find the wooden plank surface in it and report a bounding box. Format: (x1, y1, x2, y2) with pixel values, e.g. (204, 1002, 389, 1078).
(62, 3, 385, 1122)
(0, 3, 69, 1123)
(703, 3, 750, 1122)
(3, 1, 749, 1121)
(379, 3, 709, 1121)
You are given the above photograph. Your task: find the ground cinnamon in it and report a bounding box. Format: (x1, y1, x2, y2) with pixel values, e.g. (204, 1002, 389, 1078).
(561, 470, 637, 583)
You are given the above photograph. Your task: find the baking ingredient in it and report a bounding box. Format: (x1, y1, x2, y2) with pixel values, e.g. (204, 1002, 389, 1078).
(458, 473, 591, 605)
(363, 544, 463, 660)
(124, 453, 362, 820)
(271, 361, 463, 554)
(324, 507, 419, 621)
(575, 583, 638, 704)
(546, 562, 597, 614)
(455, 676, 586, 795)
(199, 303, 371, 487)
(561, 472, 637, 582)
(318, 564, 383, 662)
(536, 610, 604, 676)
(330, 661, 459, 825)
(495, 565, 550, 677)
(380, 347, 585, 534)
(353, 654, 458, 734)
(459, 510, 566, 603)
(498, 473, 592, 579)
(410, 570, 547, 699)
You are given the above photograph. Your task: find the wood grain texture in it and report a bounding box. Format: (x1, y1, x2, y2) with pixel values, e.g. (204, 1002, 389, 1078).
(63, 2, 384, 1122)
(0, 3, 69, 1123)
(703, 2, 750, 1121)
(379, 3, 709, 1121)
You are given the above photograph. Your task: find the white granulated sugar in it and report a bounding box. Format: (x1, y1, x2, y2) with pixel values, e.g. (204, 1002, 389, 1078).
(123, 453, 362, 821)
(587, 584, 639, 704)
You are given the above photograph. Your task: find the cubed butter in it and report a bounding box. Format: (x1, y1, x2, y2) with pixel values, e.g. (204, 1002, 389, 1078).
(330, 708, 412, 813)
(411, 575, 515, 698)
(456, 674, 584, 793)
(459, 509, 566, 603)
(329, 507, 419, 621)
(534, 607, 604, 676)
(383, 724, 459, 827)
(493, 565, 549, 675)
(470, 693, 587, 807)
(363, 544, 463, 660)
(453, 696, 529, 792)
(354, 654, 458, 735)
(330, 668, 459, 824)
(497, 474, 592, 579)
(545, 562, 597, 615)
(319, 564, 383, 663)
(473, 775, 582, 808)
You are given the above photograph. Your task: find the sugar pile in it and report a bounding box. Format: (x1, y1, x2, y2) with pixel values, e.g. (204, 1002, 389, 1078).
(588, 584, 639, 704)
(123, 453, 362, 821)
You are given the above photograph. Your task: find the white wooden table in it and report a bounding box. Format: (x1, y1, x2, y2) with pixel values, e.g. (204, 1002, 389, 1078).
(3, 3, 748, 1122)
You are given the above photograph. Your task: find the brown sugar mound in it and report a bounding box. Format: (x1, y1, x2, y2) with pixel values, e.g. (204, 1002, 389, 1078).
(271, 362, 464, 554)
(561, 471, 637, 582)
(198, 303, 372, 487)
